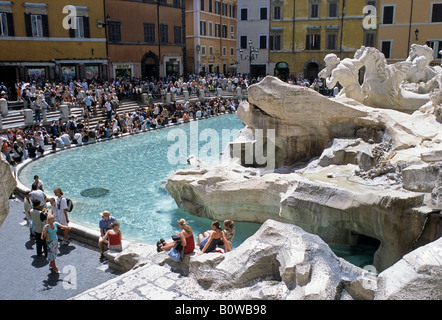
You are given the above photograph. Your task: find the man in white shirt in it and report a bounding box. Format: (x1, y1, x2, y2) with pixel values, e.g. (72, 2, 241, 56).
(53, 188, 70, 245)
(60, 133, 71, 146)
(105, 100, 112, 121)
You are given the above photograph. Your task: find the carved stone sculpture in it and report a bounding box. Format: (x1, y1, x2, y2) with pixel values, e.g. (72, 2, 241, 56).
(318, 53, 365, 103)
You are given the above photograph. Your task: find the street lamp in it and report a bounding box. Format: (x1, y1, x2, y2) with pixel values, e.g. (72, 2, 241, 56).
(238, 40, 259, 77)
(414, 28, 419, 41)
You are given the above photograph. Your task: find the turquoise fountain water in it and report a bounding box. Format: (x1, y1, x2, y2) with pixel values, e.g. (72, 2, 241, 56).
(19, 114, 377, 268)
(20, 115, 261, 247)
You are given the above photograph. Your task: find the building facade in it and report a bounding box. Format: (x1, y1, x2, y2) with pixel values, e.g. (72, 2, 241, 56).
(269, 0, 379, 81)
(185, 0, 237, 75)
(378, 0, 442, 65)
(0, 0, 108, 90)
(236, 0, 271, 77)
(105, 0, 186, 80)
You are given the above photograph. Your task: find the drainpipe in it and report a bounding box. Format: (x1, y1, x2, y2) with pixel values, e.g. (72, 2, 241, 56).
(220, 0, 223, 75)
(407, 0, 414, 57)
(157, 1, 161, 77)
(182, 1, 186, 76)
(339, 0, 346, 59)
(103, 0, 109, 80)
(292, 0, 296, 54)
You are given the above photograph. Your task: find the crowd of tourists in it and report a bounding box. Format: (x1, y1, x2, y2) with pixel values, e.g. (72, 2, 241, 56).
(1, 73, 260, 103)
(1, 72, 329, 275)
(2, 73, 253, 165)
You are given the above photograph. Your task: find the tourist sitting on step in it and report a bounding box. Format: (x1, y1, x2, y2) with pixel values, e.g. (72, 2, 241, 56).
(157, 218, 195, 256)
(102, 221, 123, 253)
(197, 221, 231, 255)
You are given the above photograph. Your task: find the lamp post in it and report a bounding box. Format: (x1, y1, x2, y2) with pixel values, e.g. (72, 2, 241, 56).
(415, 28, 419, 41)
(238, 40, 259, 78)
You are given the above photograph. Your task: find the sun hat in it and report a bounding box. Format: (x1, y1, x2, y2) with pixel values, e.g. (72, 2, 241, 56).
(100, 210, 111, 217)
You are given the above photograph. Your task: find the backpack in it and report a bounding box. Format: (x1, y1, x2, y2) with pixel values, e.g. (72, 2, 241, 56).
(66, 198, 74, 212)
(40, 210, 48, 222)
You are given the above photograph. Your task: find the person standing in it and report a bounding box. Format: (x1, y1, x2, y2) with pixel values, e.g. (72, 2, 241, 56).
(30, 184, 47, 210)
(53, 187, 70, 245)
(29, 199, 48, 257)
(23, 190, 35, 239)
(105, 99, 112, 122)
(32, 90, 43, 123)
(41, 215, 71, 274)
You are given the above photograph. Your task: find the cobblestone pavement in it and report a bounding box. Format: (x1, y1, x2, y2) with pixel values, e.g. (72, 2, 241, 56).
(0, 198, 122, 300)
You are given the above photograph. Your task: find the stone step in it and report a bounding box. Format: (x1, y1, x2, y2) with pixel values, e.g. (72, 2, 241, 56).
(1, 91, 246, 131)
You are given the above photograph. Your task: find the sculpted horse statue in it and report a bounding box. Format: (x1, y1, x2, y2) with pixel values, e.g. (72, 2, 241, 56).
(355, 46, 430, 112)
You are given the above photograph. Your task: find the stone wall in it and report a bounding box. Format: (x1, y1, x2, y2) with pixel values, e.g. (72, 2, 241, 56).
(0, 153, 16, 228)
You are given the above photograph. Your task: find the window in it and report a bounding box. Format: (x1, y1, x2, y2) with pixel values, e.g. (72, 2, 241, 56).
(208, 22, 213, 37)
(208, 0, 213, 13)
(231, 47, 234, 55)
(173, 0, 181, 7)
(209, 46, 213, 56)
(31, 15, 42, 37)
(0, 12, 13, 36)
(230, 5, 236, 18)
(328, 1, 338, 18)
(230, 25, 234, 39)
(306, 33, 320, 50)
(382, 5, 394, 24)
(269, 35, 281, 50)
(259, 35, 267, 49)
(160, 24, 168, 44)
(174, 26, 181, 44)
(200, 21, 206, 36)
(240, 8, 248, 21)
(75, 16, 84, 38)
(201, 0, 205, 11)
(215, 1, 220, 14)
(24, 3, 48, 37)
(426, 40, 442, 58)
(273, 6, 281, 20)
(108, 21, 121, 42)
(381, 40, 392, 58)
(223, 47, 227, 56)
(431, 3, 442, 23)
(65, 6, 90, 39)
(364, 31, 376, 47)
(215, 23, 220, 37)
(310, 1, 320, 18)
(222, 25, 227, 38)
(222, 3, 227, 16)
(240, 35, 248, 49)
(144, 23, 155, 43)
(326, 32, 337, 50)
(0, 13, 7, 36)
(260, 7, 268, 20)
(201, 46, 206, 56)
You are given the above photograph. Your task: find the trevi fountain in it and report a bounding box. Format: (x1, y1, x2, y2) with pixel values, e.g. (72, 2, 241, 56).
(1, 45, 441, 300)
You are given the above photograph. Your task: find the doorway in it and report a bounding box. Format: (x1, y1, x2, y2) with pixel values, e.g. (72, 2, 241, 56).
(304, 61, 320, 83)
(141, 51, 159, 80)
